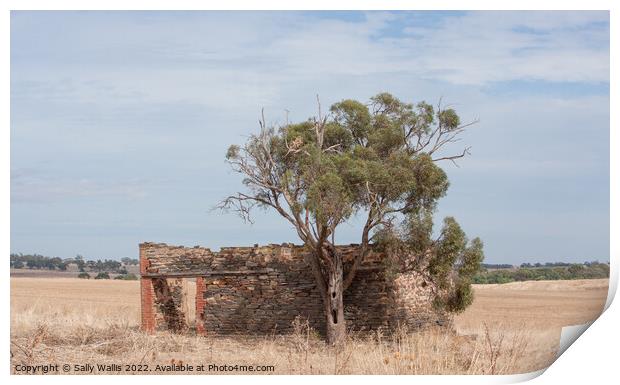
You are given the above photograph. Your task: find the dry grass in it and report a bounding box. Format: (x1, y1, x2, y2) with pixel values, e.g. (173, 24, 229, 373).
(455, 278, 609, 373)
(10, 277, 608, 375)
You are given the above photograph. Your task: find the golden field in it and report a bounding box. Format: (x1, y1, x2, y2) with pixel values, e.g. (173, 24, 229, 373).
(10, 277, 609, 375)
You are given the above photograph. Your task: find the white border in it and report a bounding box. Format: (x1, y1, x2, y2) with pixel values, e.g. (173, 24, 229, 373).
(2, 1, 617, 384)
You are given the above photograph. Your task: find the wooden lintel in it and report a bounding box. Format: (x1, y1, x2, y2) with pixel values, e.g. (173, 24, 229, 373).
(141, 269, 274, 278)
(140, 265, 382, 279)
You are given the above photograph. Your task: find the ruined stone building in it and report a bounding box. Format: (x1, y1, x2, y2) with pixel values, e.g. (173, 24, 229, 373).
(139, 242, 449, 335)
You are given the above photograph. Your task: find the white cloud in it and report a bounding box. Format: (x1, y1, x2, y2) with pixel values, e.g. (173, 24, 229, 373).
(11, 170, 149, 203)
(11, 11, 610, 110)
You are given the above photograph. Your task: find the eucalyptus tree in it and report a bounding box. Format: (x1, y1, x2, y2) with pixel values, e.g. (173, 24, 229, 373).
(220, 93, 483, 344)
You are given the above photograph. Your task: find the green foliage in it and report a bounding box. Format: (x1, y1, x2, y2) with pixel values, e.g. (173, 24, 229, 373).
(114, 273, 138, 280)
(87, 259, 122, 272)
(120, 257, 139, 265)
(473, 262, 609, 284)
(330, 99, 371, 144)
(9, 253, 127, 274)
(226, 144, 241, 160)
(376, 214, 484, 314)
(435, 280, 474, 313)
(438, 108, 460, 130)
(10, 253, 62, 270)
(94, 272, 110, 280)
(482, 263, 514, 269)
(306, 172, 353, 226)
(77, 272, 91, 279)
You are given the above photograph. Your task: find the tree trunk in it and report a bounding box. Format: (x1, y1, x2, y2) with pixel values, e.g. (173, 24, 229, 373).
(324, 249, 346, 345)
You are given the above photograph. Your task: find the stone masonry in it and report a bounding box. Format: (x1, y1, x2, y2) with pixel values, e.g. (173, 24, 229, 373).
(140, 242, 450, 336)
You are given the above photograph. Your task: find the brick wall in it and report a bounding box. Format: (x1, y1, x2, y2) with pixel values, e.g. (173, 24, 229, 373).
(195, 277, 206, 335)
(139, 242, 449, 335)
(139, 245, 155, 333)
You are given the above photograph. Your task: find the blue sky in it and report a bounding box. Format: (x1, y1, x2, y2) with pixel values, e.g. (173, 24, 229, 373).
(10, 11, 609, 263)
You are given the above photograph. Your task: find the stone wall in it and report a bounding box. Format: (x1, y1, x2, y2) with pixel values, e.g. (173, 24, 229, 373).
(139, 242, 450, 336)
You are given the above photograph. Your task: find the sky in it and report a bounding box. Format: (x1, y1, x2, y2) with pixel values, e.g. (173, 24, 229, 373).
(10, 11, 610, 264)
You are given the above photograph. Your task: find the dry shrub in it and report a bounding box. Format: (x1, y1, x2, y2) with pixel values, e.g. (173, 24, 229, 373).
(463, 322, 529, 374)
(11, 324, 49, 365)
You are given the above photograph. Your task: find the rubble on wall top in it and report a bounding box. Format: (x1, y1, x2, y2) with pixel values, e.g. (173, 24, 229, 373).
(140, 241, 362, 250)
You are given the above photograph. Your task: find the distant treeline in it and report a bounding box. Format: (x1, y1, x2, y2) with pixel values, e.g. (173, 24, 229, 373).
(482, 261, 602, 269)
(10, 253, 138, 273)
(473, 261, 609, 284)
(520, 262, 575, 268)
(482, 263, 514, 269)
